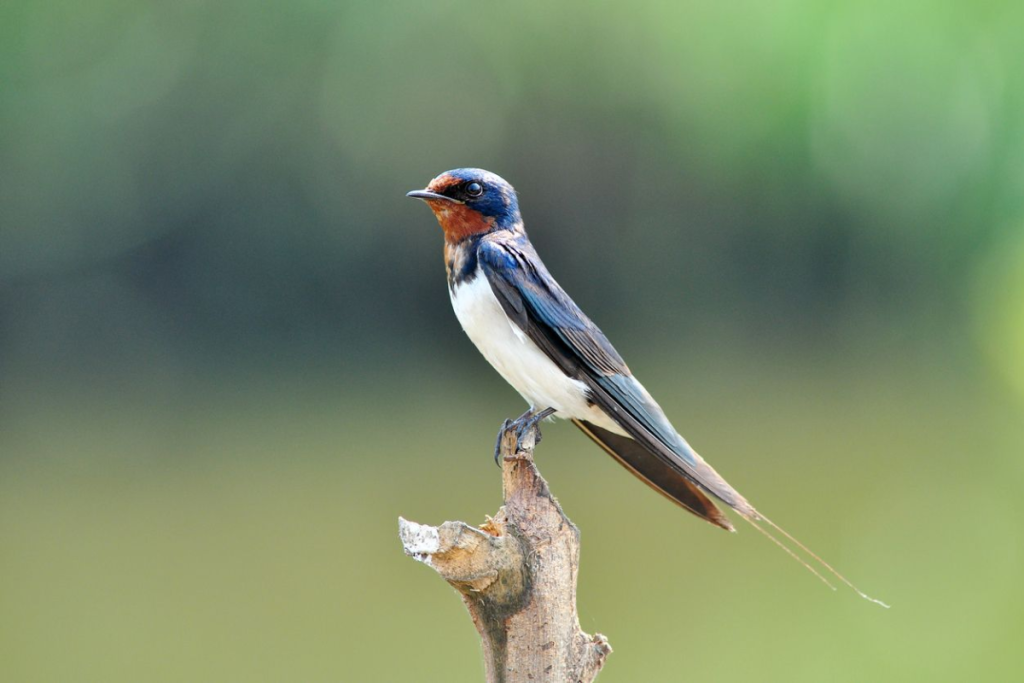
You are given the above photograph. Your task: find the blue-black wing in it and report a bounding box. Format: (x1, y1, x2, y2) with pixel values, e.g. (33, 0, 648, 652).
(478, 236, 755, 526)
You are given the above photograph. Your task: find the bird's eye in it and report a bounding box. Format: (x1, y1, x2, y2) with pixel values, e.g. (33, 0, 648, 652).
(466, 182, 484, 198)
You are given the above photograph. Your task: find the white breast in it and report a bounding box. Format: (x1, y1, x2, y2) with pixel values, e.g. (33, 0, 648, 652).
(449, 271, 625, 435)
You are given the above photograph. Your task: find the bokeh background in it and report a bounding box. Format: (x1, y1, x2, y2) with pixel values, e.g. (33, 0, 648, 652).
(2, 1, 1023, 681)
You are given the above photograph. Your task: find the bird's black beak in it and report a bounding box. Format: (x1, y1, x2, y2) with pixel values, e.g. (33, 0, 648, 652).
(406, 189, 454, 202)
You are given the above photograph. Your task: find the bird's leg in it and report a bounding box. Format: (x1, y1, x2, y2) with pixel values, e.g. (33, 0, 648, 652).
(493, 409, 533, 467)
(512, 407, 536, 424)
(513, 407, 557, 452)
(494, 407, 556, 466)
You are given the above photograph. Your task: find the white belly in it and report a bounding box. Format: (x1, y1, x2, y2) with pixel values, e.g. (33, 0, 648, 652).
(449, 272, 625, 434)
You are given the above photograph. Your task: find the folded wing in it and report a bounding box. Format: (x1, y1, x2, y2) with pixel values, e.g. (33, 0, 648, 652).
(478, 238, 756, 526)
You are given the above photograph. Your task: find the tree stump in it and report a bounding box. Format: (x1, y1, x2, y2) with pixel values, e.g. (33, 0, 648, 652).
(399, 420, 612, 683)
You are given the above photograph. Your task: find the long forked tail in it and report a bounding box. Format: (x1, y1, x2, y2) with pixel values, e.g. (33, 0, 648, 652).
(572, 419, 889, 607)
(573, 419, 736, 531)
(739, 508, 890, 608)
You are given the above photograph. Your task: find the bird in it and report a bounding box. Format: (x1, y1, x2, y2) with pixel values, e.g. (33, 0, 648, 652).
(408, 167, 886, 607)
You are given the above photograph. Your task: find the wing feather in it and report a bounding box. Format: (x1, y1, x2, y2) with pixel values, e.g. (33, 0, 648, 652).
(479, 237, 754, 516)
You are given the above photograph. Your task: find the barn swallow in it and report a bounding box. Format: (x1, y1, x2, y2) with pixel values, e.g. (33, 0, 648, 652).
(408, 168, 886, 606)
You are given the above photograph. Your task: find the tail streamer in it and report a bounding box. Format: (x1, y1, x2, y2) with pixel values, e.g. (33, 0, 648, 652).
(740, 509, 890, 609)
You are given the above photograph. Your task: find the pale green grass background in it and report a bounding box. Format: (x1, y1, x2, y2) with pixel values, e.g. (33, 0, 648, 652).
(2, 0, 1024, 680)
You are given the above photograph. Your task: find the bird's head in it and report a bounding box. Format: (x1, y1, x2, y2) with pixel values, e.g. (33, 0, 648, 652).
(407, 168, 521, 243)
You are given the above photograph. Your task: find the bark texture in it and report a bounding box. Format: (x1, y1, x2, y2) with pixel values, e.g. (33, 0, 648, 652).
(399, 421, 611, 683)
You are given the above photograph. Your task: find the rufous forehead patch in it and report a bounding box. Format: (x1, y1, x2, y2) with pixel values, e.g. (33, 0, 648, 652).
(426, 173, 461, 194)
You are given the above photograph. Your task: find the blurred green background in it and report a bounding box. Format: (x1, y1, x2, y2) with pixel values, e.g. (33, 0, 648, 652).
(2, 0, 1023, 681)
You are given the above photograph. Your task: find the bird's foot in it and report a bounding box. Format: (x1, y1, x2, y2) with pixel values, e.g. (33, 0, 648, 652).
(493, 418, 514, 466)
(493, 407, 557, 466)
(515, 407, 556, 446)
(493, 409, 533, 466)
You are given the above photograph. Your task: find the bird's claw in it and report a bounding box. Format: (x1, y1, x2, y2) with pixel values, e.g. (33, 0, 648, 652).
(493, 407, 557, 465)
(514, 418, 541, 446)
(493, 418, 513, 467)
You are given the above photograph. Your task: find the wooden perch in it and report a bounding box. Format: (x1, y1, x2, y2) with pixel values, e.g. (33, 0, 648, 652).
(399, 420, 612, 683)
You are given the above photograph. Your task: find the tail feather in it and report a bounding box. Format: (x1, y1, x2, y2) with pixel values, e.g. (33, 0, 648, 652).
(573, 420, 734, 531)
(742, 509, 890, 608)
(574, 419, 889, 607)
